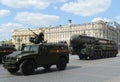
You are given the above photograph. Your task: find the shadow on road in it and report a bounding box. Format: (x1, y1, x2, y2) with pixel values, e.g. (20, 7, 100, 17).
(14, 65, 81, 76)
(33, 65, 81, 75)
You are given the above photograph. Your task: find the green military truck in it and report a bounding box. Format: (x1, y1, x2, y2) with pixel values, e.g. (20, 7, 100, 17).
(3, 29, 69, 75)
(0, 46, 16, 63)
(3, 43, 69, 75)
(70, 34, 118, 60)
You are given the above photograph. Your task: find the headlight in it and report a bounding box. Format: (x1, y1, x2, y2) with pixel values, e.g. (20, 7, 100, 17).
(11, 57, 21, 62)
(16, 57, 21, 61)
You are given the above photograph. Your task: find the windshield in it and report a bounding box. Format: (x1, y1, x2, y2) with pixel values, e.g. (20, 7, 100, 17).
(23, 45, 39, 52)
(23, 45, 30, 51)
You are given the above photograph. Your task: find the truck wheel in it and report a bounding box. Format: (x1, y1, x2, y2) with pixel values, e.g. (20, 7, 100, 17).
(20, 60, 35, 75)
(56, 58, 67, 70)
(78, 55, 84, 60)
(7, 68, 19, 74)
(43, 65, 51, 69)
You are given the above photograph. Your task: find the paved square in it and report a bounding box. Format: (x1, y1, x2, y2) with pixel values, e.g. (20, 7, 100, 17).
(0, 53, 120, 82)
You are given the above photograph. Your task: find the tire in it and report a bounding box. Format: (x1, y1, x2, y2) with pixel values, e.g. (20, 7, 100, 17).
(84, 55, 89, 60)
(0, 60, 2, 64)
(43, 65, 51, 69)
(78, 55, 84, 60)
(0, 57, 3, 63)
(7, 68, 19, 74)
(20, 60, 35, 75)
(56, 58, 67, 70)
(89, 56, 94, 60)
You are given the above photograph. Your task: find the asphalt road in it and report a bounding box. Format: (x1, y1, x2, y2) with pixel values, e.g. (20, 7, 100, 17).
(0, 53, 120, 82)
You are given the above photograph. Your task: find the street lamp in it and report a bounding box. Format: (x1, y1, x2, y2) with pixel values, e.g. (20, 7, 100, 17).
(68, 19, 72, 26)
(68, 19, 72, 38)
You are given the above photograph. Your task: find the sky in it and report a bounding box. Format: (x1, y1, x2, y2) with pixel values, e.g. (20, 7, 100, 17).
(0, 0, 120, 41)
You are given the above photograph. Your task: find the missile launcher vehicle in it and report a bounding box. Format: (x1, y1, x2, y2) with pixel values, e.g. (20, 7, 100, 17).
(70, 34, 118, 60)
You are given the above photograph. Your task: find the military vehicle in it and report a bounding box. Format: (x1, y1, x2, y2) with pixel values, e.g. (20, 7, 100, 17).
(0, 46, 16, 63)
(70, 34, 118, 60)
(3, 29, 69, 75)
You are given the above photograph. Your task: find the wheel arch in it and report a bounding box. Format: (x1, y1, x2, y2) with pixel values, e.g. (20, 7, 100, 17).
(59, 55, 69, 63)
(19, 58, 37, 68)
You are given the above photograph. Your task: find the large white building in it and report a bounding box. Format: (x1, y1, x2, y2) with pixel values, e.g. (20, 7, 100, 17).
(45, 21, 120, 44)
(12, 21, 120, 50)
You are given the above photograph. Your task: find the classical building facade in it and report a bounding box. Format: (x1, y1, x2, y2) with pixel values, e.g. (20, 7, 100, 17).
(0, 40, 12, 46)
(45, 21, 120, 44)
(12, 21, 120, 50)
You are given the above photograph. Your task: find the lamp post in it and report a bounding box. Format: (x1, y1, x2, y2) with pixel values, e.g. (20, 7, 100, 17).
(68, 19, 72, 38)
(117, 30, 119, 48)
